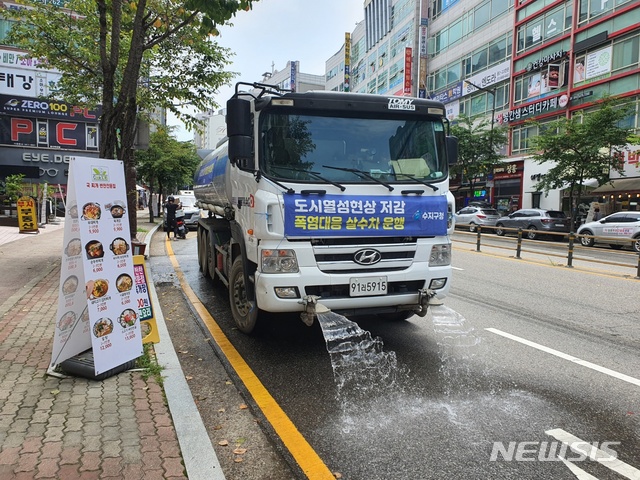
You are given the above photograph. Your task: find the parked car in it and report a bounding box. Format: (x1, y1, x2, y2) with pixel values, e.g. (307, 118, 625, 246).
(494, 209, 570, 240)
(577, 211, 640, 252)
(163, 194, 200, 231)
(455, 205, 500, 232)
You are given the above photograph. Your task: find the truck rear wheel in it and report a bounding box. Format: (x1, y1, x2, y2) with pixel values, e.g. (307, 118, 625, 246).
(229, 256, 259, 334)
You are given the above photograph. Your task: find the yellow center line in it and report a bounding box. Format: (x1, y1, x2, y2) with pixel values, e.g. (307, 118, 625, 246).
(165, 238, 335, 479)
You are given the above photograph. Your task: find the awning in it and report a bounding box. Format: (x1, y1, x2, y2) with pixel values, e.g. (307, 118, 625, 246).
(591, 177, 640, 194)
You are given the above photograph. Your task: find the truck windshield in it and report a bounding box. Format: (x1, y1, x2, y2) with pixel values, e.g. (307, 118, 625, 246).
(259, 111, 448, 184)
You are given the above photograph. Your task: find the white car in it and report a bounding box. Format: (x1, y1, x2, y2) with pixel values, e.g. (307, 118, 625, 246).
(577, 211, 640, 252)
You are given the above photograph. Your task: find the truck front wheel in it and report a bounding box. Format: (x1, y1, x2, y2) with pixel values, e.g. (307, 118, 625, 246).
(229, 256, 259, 334)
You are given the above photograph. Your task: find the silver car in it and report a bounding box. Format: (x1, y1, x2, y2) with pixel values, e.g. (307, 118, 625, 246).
(577, 211, 640, 252)
(494, 209, 570, 240)
(455, 206, 500, 232)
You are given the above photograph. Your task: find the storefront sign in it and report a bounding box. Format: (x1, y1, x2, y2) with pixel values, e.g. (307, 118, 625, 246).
(0, 116, 99, 150)
(290, 60, 297, 93)
(0, 93, 100, 120)
(430, 82, 463, 104)
(404, 47, 413, 95)
(526, 50, 566, 72)
(17, 195, 38, 233)
(0, 66, 60, 97)
(344, 33, 351, 92)
(585, 45, 612, 79)
(499, 94, 569, 123)
(51, 157, 143, 375)
(463, 61, 511, 94)
(0, 146, 99, 184)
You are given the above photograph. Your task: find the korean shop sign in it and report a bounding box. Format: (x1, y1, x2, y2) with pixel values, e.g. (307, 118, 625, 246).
(17, 195, 38, 233)
(499, 94, 569, 124)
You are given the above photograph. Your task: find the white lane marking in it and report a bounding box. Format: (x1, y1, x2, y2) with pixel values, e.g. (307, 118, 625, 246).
(486, 328, 640, 387)
(547, 429, 640, 479)
(451, 266, 464, 271)
(558, 455, 600, 480)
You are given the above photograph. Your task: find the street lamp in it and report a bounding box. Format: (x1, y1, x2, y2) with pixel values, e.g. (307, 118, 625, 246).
(465, 80, 497, 205)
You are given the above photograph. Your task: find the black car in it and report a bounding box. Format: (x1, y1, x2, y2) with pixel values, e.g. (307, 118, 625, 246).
(494, 208, 570, 240)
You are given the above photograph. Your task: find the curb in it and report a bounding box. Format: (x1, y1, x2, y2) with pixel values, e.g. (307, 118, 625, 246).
(144, 222, 226, 480)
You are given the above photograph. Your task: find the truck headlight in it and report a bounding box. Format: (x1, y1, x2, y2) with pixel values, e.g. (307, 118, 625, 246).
(261, 249, 299, 273)
(429, 244, 451, 266)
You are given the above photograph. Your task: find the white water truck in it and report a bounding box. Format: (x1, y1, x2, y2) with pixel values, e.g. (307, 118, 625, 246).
(193, 83, 458, 334)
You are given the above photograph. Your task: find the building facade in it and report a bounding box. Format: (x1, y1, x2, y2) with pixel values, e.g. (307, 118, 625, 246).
(426, 0, 639, 215)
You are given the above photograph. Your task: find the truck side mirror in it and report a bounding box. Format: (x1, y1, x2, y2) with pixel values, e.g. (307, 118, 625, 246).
(446, 136, 458, 165)
(227, 97, 254, 170)
(228, 136, 254, 170)
(226, 98, 252, 137)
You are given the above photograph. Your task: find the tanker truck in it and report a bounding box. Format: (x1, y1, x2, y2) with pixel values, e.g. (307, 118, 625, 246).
(193, 82, 458, 334)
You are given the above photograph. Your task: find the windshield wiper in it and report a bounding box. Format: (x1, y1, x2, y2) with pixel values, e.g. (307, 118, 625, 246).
(256, 170, 295, 194)
(323, 165, 394, 192)
(270, 166, 346, 191)
(392, 172, 439, 191)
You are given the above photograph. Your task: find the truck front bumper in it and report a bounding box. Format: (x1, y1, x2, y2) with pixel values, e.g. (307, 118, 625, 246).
(253, 264, 451, 315)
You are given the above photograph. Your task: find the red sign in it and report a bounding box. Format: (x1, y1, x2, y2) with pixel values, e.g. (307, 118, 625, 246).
(404, 47, 413, 95)
(0, 116, 98, 150)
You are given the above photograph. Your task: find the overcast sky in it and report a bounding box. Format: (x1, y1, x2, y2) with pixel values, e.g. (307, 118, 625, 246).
(169, 0, 364, 140)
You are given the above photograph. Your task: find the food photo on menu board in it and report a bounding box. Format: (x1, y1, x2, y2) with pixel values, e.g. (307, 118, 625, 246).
(50, 157, 144, 375)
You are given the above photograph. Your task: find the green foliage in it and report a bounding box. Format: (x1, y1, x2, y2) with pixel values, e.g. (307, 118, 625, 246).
(136, 343, 164, 384)
(5, 0, 255, 134)
(5, 0, 257, 234)
(4, 174, 25, 202)
(529, 95, 639, 228)
(136, 127, 201, 195)
(450, 114, 507, 185)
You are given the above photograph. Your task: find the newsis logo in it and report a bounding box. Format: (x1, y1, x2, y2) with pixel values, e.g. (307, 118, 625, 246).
(91, 166, 109, 182)
(489, 440, 620, 462)
(388, 97, 415, 111)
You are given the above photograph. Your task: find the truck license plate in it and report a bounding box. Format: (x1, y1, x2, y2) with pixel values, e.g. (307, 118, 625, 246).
(349, 276, 388, 297)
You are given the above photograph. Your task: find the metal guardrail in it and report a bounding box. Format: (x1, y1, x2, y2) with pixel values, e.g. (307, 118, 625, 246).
(453, 224, 640, 279)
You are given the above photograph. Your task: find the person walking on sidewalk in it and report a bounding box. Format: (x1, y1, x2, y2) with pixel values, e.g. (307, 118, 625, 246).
(164, 196, 181, 240)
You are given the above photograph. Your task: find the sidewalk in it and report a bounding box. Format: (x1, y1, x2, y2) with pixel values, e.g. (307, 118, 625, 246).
(0, 210, 221, 479)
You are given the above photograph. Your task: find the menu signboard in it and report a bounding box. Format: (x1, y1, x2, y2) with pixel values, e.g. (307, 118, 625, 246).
(51, 157, 143, 375)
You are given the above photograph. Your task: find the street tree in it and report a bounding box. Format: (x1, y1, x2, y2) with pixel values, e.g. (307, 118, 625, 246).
(6, 0, 258, 238)
(135, 127, 201, 222)
(529, 96, 639, 231)
(450, 114, 507, 205)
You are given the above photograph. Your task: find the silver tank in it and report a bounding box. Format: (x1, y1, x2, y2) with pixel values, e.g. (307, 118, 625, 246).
(193, 142, 231, 216)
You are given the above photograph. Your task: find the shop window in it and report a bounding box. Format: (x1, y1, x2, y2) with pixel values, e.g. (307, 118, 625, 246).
(532, 192, 542, 209)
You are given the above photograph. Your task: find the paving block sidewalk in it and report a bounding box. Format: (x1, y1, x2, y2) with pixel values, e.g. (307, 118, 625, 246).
(0, 214, 188, 479)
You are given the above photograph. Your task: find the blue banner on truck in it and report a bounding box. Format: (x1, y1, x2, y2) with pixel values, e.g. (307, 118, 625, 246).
(283, 194, 447, 237)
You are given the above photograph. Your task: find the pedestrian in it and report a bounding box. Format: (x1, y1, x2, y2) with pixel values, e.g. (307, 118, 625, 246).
(593, 207, 603, 221)
(164, 196, 181, 240)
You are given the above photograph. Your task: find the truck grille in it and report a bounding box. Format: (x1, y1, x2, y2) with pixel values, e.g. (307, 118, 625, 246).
(312, 238, 417, 274)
